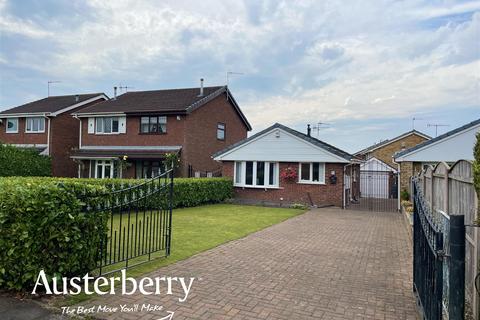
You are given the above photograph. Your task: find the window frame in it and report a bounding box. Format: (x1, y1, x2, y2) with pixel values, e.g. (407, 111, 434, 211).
(217, 122, 226, 141)
(298, 162, 326, 184)
(94, 160, 115, 179)
(5, 118, 18, 133)
(140, 116, 167, 134)
(95, 117, 120, 134)
(25, 117, 45, 133)
(233, 161, 279, 188)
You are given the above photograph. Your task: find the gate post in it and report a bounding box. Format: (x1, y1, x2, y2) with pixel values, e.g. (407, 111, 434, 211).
(166, 167, 174, 256)
(449, 214, 465, 319)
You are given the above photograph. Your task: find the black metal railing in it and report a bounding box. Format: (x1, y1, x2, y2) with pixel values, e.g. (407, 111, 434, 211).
(412, 178, 465, 320)
(82, 168, 174, 275)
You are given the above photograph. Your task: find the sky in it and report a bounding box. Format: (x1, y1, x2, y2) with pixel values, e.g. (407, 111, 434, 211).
(0, 0, 479, 153)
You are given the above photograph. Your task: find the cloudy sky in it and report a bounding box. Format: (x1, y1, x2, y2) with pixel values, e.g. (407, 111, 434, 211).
(0, 0, 479, 152)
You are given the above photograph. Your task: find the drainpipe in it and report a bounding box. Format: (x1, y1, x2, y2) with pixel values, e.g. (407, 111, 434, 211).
(393, 157, 401, 211)
(73, 115, 82, 178)
(43, 114, 51, 156)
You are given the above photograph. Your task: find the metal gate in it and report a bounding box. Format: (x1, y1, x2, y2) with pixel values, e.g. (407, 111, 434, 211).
(348, 157, 398, 212)
(82, 168, 174, 275)
(412, 179, 465, 320)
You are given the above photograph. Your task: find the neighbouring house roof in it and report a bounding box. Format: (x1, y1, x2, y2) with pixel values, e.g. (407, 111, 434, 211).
(394, 118, 480, 162)
(354, 130, 431, 156)
(360, 157, 397, 173)
(213, 123, 354, 163)
(73, 86, 252, 130)
(71, 146, 182, 159)
(0, 93, 107, 116)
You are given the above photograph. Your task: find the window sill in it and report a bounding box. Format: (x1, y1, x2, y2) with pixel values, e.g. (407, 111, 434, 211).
(25, 131, 45, 134)
(234, 184, 282, 190)
(297, 181, 326, 185)
(6, 131, 18, 134)
(139, 132, 167, 135)
(94, 132, 121, 135)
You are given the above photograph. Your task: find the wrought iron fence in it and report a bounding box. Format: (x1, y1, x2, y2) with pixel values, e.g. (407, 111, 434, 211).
(81, 168, 174, 275)
(412, 178, 465, 320)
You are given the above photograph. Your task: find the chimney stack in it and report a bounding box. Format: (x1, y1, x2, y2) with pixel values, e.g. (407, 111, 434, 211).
(199, 78, 204, 97)
(307, 124, 311, 137)
(114, 86, 117, 100)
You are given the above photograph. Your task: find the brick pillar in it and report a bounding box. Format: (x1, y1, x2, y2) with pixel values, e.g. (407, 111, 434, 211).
(400, 162, 413, 194)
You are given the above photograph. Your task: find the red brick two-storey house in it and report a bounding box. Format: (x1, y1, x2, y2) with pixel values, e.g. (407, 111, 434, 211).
(0, 93, 108, 177)
(70, 85, 251, 178)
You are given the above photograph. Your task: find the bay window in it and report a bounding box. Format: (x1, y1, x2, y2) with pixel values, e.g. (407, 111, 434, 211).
(234, 161, 279, 188)
(299, 162, 325, 184)
(26, 117, 45, 133)
(6, 118, 18, 133)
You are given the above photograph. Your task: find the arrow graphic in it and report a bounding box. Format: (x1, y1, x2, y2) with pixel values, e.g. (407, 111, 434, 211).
(157, 311, 174, 320)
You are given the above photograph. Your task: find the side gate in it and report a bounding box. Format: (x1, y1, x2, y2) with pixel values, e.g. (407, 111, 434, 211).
(82, 168, 174, 275)
(412, 179, 466, 320)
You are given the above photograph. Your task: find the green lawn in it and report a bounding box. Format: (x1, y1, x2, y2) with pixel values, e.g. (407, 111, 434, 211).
(65, 204, 304, 305)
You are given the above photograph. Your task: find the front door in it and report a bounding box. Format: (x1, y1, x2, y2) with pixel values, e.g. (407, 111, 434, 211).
(94, 160, 115, 179)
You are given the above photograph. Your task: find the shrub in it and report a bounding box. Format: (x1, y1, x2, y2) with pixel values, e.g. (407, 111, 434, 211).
(400, 189, 410, 201)
(0, 144, 51, 177)
(0, 176, 233, 290)
(0, 178, 108, 290)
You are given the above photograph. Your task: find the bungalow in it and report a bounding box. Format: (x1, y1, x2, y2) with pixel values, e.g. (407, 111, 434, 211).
(394, 118, 480, 194)
(213, 123, 360, 208)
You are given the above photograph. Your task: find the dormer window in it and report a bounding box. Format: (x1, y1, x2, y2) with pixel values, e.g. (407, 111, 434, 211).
(26, 117, 45, 133)
(6, 118, 18, 133)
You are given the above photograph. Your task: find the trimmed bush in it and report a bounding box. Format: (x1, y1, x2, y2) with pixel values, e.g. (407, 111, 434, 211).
(0, 177, 233, 290)
(0, 144, 51, 177)
(0, 178, 108, 290)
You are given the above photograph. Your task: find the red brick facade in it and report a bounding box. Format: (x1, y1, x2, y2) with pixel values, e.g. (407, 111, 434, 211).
(222, 161, 346, 207)
(79, 94, 249, 178)
(0, 98, 105, 177)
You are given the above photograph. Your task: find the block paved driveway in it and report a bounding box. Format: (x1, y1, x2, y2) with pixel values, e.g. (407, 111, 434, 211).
(84, 208, 418, 320)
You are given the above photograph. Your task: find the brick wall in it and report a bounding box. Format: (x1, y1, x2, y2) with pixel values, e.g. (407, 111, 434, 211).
(369, 133, 428, 167)
(79, 94, 248, 177)
(0, 117, 49, 145)
(184, 95, 248, 177)
(222, 161, 345, 207)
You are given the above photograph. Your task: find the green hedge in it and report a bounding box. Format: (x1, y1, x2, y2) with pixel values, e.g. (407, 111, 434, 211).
(0, 144, 51, 177)
(0, 178, 108, 290)
(0, 177, 233, 290)
(474, 132, 480, 222)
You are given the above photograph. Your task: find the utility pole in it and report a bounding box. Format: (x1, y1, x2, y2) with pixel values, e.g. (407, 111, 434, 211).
(427, 123, 449, 137)
(47, 80, 61, 97)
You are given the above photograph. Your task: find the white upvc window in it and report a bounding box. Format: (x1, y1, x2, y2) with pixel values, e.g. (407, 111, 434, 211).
(6, 118, 18, 133)
(234, 161, 279, 188)
(95, 117, 119, 134)
(25, 117, 45, 133)
(94, 160, 115, 179)
(298, 162, 325, 184)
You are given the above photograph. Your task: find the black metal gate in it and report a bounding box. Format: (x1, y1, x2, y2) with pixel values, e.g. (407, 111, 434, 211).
(347, 158, 398, 212)
(412, 179, 465, 320)
(82, 168, 174, 275)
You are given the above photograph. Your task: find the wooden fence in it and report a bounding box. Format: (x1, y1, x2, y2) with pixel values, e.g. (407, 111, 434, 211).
(416, 160, 479, 319)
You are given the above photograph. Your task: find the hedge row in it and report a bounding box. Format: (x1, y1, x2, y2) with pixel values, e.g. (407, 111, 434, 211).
(0, 177, 233, 290)
(0, 144, 51, 177)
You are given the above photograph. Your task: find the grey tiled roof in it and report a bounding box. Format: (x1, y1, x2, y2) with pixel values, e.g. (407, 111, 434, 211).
(213, 123, 353, 161)
(395, 118, 480, 159)
(354, 129, 431, 156)
(0, 93, 105, 115)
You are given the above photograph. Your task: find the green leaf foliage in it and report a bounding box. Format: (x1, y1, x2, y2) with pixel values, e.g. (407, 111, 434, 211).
(0, 144, 51, 177)
(0, 176, 233, 290)
(473, 132, 480, 222)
